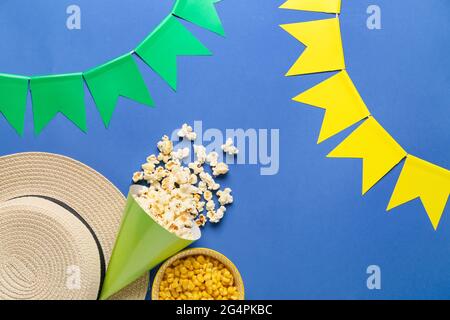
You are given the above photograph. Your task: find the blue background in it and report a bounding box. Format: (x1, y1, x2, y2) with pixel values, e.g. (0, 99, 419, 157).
(0, 0, 449, 299)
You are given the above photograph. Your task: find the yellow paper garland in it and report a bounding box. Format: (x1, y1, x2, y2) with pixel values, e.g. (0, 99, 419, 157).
(281, 0, 450, 230)
(280, 18, 345, 76)
(280, 0, 342, 14)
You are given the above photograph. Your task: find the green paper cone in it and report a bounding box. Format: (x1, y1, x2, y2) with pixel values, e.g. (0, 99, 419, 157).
(0, 74, 29, 136)
(30, 73, 86, 134)
(100, 186, 201, 300)
(135, 15, 211, 90)
(84, 53, 154, 127)
(173, 0, 225, 36)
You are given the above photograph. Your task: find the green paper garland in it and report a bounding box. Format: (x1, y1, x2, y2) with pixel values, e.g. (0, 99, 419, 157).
(0, 74, 29, 135)
(0, 0, 224, 135)
(30, 73, 87, 134)
(135, 15, 211, 90)
(84, 53, 154, 127)
(173, 0, 225, 36)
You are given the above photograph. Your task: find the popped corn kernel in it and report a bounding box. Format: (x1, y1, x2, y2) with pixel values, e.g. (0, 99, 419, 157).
(146, 154, 160, 165)
(221, 138, 239, 156)
(199, 172, 220, 190)
(188, 161, 204, 175)
(206, 152, 219, 167)
(171, 147, 190, 161)
(194, 145, 207, 164)
(178, 123, 197, 141)
(157, 152, 171, 163)
(195, 214, 206, 227)
(196, 201, 206, 212)
(132, 171, 144, 183)
(217, 188, 233, 206)
(212, 162, 229, 176)
(186, 131, 197, 141)
(189, 173, 198, 185)
(208, 206, 226, 223)
(142, 162, 156, 173)
(198, 181, 208, 192)
(203, 190, 213, 201)
(205, 200, 216, 212)
(165, 159, 181, 171)
(157, 135, 173, 155)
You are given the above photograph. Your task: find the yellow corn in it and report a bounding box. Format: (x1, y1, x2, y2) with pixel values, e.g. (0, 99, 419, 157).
(158, 254, 239, 301)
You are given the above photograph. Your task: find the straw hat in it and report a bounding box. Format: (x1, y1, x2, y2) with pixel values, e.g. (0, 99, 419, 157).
(0, 152, 148, 300)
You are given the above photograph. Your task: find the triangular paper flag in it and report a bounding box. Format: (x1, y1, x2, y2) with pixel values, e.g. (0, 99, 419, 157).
(30, 73, 86, 134)
(328, 117, 407, 194)
(293, 70, 370, 143)
(280, 18, 345, 76)
(0, 74, 29, 135)
(84, 53, 154, 127)
(135, 15, 211, 90)
(387, 155, 450, 230)
(280, 0, 342, 14)
(173, 0, 225, 36)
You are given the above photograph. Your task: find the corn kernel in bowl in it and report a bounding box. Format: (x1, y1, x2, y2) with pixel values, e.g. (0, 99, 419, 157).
(152, 249, 244, 300)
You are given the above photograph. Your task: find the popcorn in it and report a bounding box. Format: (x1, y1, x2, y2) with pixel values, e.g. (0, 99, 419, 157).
(221, 138, 239, 156)
(196, 201, 205, 212)
(132, 124, 235, 239)
(188, 161, 204, 175)
(171, 147, 190, 161)
(207, 206, 226, 223)
(157, 152, 171, 163)
(217, 188, 233, 206)
(193, 145, 207, 164)
(206, 151, 219, 167)
(142, 162, 156, 173)
(195, 214, 206, 227)
(189, 173, 198, 185)
(177, 123, 197, 141)
(198, 181, 208, 192)
(165, 159, 181, 171)
(199, 172, 220, 190)
(205, 200, 216, 212)
(158, 135, 173, 155)
(203, 190, 213, 201)
(132, 171, 144, 183)
(146, 154, 160, 165)
(212, 162, 229, 176)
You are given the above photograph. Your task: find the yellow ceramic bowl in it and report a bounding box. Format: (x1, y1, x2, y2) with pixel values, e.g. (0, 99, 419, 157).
(151, 247, 245, 300)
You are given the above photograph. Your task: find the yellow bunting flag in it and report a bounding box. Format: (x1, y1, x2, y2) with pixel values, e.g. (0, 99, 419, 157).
(293, 70, 370, 143)
(328, 117, 407, 194)
(280, 18, 345, 76)
(387, 156, 450, 230)
(280, 0, 342, 14)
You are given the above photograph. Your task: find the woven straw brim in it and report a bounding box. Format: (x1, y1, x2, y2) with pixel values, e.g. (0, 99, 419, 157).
(151, 248, 245, 300)
(0, 197, 101, 299)
(0, 152, 148, 300)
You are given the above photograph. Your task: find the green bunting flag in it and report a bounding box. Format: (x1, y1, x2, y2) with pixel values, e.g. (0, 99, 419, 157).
(0, 0, 224, 135)
(84, 53, 154, 127)
(0, 74, 29, 136)
(135, 15, 211, 90)
(30, 73, 87, 134)
(173, 0, 225, 36)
